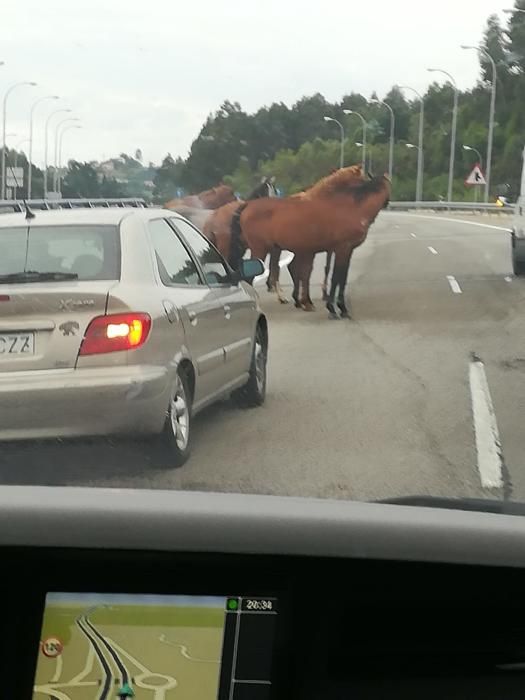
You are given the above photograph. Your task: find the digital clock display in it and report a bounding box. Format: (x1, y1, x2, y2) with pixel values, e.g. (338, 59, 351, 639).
(244, 598, 274, 611)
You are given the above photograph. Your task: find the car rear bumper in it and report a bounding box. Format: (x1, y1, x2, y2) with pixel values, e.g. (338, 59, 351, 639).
(0, 365, 170, 440)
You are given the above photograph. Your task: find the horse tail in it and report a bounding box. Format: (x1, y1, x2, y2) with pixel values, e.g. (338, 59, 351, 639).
(229, 202, 248, 269)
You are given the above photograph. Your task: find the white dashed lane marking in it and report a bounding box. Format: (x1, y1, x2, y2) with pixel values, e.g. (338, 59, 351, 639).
(446, 275, 462, 294)
(428, 246, 438, 255)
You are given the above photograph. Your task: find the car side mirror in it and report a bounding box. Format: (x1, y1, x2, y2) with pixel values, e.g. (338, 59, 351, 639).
(237, 258, 265, 285)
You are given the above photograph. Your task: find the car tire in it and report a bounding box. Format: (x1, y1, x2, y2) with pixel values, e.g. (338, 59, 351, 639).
(512, 233, 525, 276)
(233, 324, 267, 408)
(158, 369, 193, 468)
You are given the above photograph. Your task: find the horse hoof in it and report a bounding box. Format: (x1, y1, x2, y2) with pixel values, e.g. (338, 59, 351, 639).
(278, 297, 289, 305)
(294, 301, 301, 309)
(302, 303, 315, 312)
(328, 312, 340, 320)
(339, 311, 351, 319)
(326, 302, 336, 315)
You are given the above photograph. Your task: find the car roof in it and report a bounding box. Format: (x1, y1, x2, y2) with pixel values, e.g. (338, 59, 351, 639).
(0, 207, 181, 229)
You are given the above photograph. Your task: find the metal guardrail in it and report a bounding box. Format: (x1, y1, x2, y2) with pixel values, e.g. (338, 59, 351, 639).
(0, 198, 147, 213)
(388, 200, 514, 213)
(0, 197, 513, 215)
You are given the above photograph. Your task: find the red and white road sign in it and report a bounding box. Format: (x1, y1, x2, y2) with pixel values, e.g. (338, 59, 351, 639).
(41, 637, 63, 658)
(465, 163, 486, 186)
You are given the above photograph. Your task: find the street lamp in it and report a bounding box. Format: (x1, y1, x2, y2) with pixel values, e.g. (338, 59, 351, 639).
(28, 95, 59, 199)
(503, 7, 525, 12)
(44, 108, 71, 197)
(369, 98, 395, 180)
(462, 144, 483, 170)
(53, 117, 79, 192)
(427, 68, 458, 202)
(343, 110, 367, 170)
(2, 81, 37, 199)
(323, 116, 345, 169)
(462, 45, 496, 203)
(57, 124, 82, 196)
(397, 86, 424, 202)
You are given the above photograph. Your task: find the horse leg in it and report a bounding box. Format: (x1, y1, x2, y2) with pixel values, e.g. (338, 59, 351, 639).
(266, 246, 288, 303)
(266, 246, 279, 292)
(322, 251, 333, 301)
(287, 256, 301, 308)
(336, 250, 354, 319)
(299, 255, 315, 312)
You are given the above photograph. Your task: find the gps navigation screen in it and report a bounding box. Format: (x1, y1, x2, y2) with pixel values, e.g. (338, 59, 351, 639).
(32, 592, 278, 699)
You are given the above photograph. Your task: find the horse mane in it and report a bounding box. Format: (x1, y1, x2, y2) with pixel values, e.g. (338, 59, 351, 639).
(303, 165, 365, 198)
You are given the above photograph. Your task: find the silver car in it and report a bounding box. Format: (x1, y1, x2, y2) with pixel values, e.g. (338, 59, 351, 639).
(0, 207, 267, 467)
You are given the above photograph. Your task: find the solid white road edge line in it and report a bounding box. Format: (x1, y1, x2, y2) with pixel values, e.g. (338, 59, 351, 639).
(469, 358, 504, 489)
(428, 246, 438, 255)
(398, 213, 511, 232)
(254, 251, 294, 285)
(446, 275, 462, 294)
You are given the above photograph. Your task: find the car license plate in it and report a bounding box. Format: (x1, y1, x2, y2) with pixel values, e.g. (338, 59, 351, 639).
(0, 332, 35, 357)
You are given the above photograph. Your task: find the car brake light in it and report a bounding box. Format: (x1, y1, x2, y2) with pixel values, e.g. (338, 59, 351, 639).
(79, 313, 151, 355)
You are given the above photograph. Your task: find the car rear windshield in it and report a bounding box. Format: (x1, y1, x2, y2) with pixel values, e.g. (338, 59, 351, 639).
(0, 225, 120, 281)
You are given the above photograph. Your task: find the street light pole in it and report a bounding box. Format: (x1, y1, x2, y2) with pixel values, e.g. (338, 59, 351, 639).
(2, 81, 37, 199)
(323, 116, 345, 169)
(397, 86, 424, 202)
(369, 99, 395, 179)
(28, 95, 59, 199)
(427, 69, 458, 202)
(54, 117, 79, 192)
(343, 110, 367, 170)
(57, 125, 82, 196)
(462, 45, 496, 203)
(44, 108, 71, 198)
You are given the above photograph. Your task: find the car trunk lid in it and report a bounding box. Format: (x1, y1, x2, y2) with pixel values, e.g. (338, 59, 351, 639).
(0, 282, 117, 371)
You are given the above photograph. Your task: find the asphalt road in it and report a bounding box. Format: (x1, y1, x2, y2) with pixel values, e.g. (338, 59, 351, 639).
(2, 210, 525, 504)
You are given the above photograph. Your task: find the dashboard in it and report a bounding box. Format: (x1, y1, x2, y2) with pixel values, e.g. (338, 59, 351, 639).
(2, 487, 525, 698)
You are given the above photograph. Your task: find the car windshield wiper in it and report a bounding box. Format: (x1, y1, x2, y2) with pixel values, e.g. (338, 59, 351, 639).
(0, 270, 79, 284)
(376, 496, 525, 516)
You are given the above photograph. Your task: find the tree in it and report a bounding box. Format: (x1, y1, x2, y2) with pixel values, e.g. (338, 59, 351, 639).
(505, 0, 525, 73)
(61, 161, 101, 198)
(153, 154, 185, 200)
(480, 14, 507, 83)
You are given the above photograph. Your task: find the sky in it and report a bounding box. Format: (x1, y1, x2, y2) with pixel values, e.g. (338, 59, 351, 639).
(1, 0, 513, 167)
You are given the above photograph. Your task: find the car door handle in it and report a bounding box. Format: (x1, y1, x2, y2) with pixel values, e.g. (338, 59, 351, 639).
(162, 300, 179, 324)
(188, 310, 198, 326)
(223, 305, 231, 320)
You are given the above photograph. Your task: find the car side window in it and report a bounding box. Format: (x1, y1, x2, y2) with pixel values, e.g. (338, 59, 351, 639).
(171, 218, 231, 287)
(149, 219, 202, 286)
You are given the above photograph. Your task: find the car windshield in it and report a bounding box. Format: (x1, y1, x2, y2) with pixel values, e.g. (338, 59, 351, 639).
(1, 2, 524, 514)
(0, 225, 119, 281)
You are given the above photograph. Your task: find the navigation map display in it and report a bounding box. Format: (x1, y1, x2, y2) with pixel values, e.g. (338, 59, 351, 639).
(33, 593, 226, 699)
(32, 592, 278, 699)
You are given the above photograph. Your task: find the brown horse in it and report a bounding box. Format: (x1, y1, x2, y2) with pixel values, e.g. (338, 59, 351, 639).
(250, 165, 369, 307)
(203, 178, 277, 258)
(165, 184, 236, 211)
(229, 168, 391, 316)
